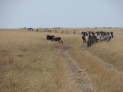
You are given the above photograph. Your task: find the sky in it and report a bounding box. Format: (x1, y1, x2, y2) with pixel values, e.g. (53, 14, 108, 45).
(0, 0, 123, 28)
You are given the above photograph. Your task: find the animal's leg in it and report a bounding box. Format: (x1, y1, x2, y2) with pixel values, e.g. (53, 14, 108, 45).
(58, 40, 62, 44)
(60, 40, 63, 45)
(87, 41, 90, 47)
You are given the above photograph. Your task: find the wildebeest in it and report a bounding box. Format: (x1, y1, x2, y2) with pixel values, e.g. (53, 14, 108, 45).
(46, 35, 63, 44)
(81, 31, 114, 47)
(47, 35, 55, 40)
(27, 28, 33, 31)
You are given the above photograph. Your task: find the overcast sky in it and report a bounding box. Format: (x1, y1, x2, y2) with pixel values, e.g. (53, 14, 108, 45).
(0, 0, 123, 28)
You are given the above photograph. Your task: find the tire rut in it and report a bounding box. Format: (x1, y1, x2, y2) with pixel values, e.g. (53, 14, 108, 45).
(60, 49, 94, 92)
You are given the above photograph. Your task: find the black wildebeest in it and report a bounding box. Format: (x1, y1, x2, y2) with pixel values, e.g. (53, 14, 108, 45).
(46, 35, 63, 44)
(27, 28, 33, 31)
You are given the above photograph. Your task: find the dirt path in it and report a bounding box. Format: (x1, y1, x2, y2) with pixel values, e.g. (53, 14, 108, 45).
(59, 49, 94, 92)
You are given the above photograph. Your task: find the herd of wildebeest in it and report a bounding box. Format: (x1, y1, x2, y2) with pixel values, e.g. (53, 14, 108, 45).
(27, 28, 114, 47)
(81, 31, 113, 47)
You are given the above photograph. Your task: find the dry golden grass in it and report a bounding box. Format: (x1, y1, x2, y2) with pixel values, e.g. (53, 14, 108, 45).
(61, 31, 123, 92)
(0, 29, 123, 92)
(0, 30, 61, 92)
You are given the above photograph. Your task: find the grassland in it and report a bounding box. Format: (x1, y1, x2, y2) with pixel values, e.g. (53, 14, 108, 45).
(0, 29, 123, 92)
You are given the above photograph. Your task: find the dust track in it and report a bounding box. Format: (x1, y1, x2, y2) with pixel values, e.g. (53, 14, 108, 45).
(60, 49, 94, 92)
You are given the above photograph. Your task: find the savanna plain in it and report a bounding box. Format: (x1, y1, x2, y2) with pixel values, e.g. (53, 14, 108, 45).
(0, 28, 123, 92)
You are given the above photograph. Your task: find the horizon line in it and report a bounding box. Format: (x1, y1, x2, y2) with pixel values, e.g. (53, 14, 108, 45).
(0, 26, 123, 28)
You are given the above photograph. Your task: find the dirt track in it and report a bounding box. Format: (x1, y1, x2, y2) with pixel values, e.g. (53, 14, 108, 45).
(59, 49, 93, 92)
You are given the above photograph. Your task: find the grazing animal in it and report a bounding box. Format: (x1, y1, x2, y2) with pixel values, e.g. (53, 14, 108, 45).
(46, 35, 63, 44)
(47, 35, 55, 40)
(27, 28, 33, 31)
(82, 35, 86, 43)
(81, 31, 114, 47)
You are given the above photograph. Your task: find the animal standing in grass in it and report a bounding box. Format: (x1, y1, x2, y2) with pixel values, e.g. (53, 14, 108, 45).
(46, 35, 63, 45)
(27, 28, 34, 31)
(81, 31, 113, 47)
